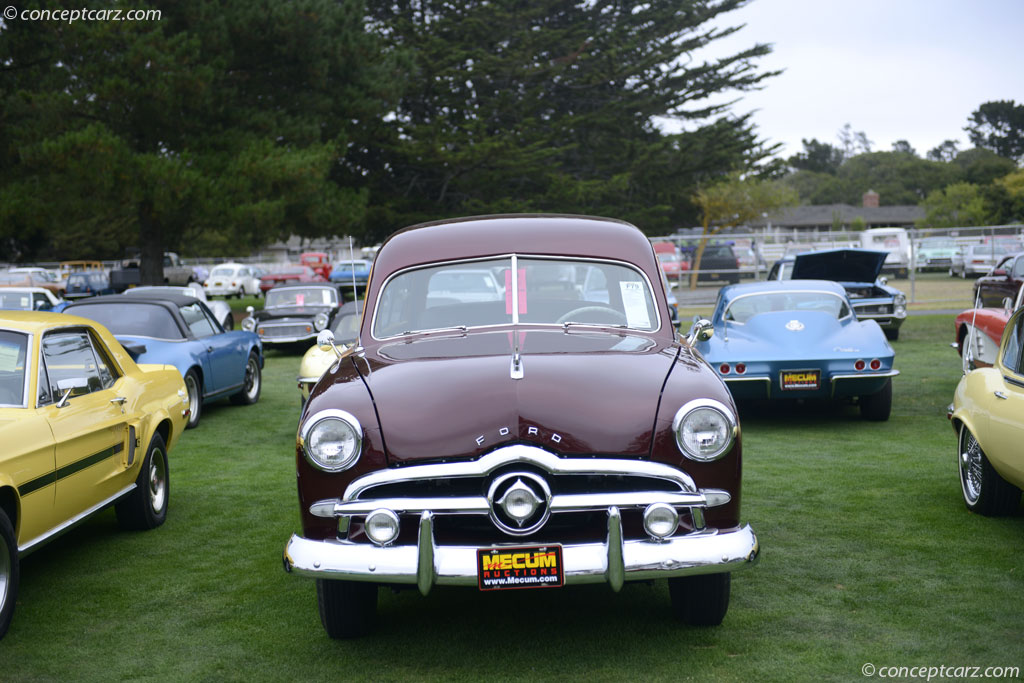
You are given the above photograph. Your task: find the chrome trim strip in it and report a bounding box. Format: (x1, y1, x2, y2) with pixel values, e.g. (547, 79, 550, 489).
(343, 444, 698, 500)
(671, 398, 739, 462)
(283, 523, 759, 585)
(722, 376, 771, 383)
(19, 484, 136, 555)
(310, 489, 730, 518)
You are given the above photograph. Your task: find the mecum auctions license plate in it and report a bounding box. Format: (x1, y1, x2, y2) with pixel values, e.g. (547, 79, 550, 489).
(781, 369, 820, 391)
(477, 545, 564, 591)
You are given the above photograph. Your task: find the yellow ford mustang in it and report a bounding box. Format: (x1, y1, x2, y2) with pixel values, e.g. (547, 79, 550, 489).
(0, 311, 189, 639)
(949, 304, 1024, 516)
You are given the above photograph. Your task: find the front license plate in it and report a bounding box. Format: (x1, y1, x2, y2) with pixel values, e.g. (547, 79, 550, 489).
(477, 545, 564, 591)
(781, 369, 820, 391)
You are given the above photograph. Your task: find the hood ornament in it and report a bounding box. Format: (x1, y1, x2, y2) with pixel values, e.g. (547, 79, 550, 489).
(785, 319, 805, 332)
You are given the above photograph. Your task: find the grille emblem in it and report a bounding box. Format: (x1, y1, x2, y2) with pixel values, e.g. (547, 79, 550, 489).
(487, 472, 551, 536)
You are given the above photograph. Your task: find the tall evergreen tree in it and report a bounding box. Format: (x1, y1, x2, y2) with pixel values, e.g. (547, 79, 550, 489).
(359, 0, 778, 238)
(0, 0, 400, 278)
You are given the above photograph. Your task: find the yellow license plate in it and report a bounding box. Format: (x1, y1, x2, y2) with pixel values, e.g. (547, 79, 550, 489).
(781, 369, 820, 391)
(477, 545, 563, 591)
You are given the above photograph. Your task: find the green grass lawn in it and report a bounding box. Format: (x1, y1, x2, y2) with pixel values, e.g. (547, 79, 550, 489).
(3, 315, 1023, 681)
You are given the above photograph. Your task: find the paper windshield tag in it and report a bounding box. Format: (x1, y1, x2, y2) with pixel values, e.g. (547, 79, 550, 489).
(619, 281, 650, 329)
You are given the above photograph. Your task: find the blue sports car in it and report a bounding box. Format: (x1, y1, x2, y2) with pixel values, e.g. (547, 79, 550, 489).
(767, 249, 907, 341)
(694, 280, 898, 420)
(63, 292, 263, 429)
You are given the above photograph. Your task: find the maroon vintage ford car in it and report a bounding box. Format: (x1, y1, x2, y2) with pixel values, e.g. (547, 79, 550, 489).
(283, 214, 759, 638)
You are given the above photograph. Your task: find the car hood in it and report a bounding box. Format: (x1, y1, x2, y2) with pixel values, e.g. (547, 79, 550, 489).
(790, 249, 886, 283)
(700, 311, 890, 362)
(358, 329, 676, 464)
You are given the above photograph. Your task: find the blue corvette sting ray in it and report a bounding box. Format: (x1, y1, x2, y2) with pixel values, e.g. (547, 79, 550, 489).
(63, 292, 263, 429)
(694, 279, 898, 420)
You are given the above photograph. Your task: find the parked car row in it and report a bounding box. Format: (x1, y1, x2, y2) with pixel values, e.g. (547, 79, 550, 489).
(4, 216, 1022, 646)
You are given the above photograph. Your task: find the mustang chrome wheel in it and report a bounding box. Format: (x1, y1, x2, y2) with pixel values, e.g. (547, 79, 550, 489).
(148, 446, 168, 515)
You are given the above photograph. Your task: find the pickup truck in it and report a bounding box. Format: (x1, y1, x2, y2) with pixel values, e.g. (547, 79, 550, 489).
(110, 252, 196, 292)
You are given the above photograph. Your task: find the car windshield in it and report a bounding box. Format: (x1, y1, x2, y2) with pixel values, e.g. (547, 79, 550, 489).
(336, 261, 370, 271)
(0, 330, 28, 407)
(724, 291, 851, 323)
(210, 266, 237, 277)
(373, 257, 658, 337)
(265, 287, 337, 308)
(70, 303, 184, 339)
(0, 291, 44, 311)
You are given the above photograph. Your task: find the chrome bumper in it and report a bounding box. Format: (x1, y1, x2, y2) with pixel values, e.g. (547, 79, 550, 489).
(283, 510, 758, 594)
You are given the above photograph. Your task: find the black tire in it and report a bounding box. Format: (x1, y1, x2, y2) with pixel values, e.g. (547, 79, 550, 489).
(668, 573, 731, 626)
(860, 378, 892, 421)
(115, 432, 170, 530)
(184, 369, 202, 429)
(958, 424, 1021, 516)
(230, 352, 262, 405)
(316, 579, 378, 639)
(0, 508, 18, 641)
(884, 327, 899, 342)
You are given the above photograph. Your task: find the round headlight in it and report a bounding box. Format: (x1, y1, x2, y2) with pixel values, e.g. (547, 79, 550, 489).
(314, 312, 330, 331)
(672, 399, 737, 462)
(365, 509, 400, 546)
(241, 317, 256, 332)
(643, 503, 679, 540)
(300, 409, 363, 472)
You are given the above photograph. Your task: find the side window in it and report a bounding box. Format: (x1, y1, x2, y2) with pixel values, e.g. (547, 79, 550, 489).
(40, 329, 115, 401)
(1002, 315, 1023, 375)
(1012, 257, 1024, 279)
(180, 303, 218, 337)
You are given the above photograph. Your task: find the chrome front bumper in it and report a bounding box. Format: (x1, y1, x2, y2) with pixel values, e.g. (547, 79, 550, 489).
(283, 510, 758, 594)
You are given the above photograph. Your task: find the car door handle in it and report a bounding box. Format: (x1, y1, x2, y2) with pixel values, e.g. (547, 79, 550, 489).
(994, 391, 1008, 400)
(110, 396, 127, 405)
(207, 346, 214, 353)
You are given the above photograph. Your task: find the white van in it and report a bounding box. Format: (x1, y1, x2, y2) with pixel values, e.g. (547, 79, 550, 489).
(859, 228, 910, 277)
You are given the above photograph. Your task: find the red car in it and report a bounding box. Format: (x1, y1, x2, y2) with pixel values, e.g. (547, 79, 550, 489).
(955, 252, 1024, 368)
(653, 241, 689, 282)
(283, 214, 759, 638)
(300, 252, 333, 281)
(258, 265, 325, 294)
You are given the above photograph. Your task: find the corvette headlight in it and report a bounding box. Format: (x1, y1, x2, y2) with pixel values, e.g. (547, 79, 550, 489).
(241, 317, 256, 332)
(672, 399, 737, 462)
(314, 312, 330, 331)
(300, 409, 363, 472)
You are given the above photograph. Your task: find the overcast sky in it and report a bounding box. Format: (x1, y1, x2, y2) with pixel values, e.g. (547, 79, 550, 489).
(690, 0, 1024, 159)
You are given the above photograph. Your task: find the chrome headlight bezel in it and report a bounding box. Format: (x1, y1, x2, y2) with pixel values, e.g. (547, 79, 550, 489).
(314, 312, 330, 331)
(241, 317, 256, 332)
(299, 409, 363, 472)
(672, 398, 738, 462)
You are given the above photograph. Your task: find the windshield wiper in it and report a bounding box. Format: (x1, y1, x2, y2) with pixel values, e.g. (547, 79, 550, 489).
(399, 325, 469, 337)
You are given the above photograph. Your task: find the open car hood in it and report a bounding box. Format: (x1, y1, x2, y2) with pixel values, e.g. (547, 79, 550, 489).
(791, 249, 887, 283)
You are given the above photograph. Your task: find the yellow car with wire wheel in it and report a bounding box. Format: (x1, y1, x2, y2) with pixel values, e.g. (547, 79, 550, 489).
(0, 311, 189, 640)
(948, 304, 1024, 516)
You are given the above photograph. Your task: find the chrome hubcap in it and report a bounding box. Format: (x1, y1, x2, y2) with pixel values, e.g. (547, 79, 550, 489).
(0, 535, 10, 611)
(186, 375, 199, 423)
(244, 358, 259, 399)
(149, 449, 168, 514)
(959, 428, 983, 504)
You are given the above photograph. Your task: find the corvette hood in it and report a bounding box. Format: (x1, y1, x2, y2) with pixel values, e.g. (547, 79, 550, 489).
(791, 249, 886, 283)
(359, 329, 677, 464)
